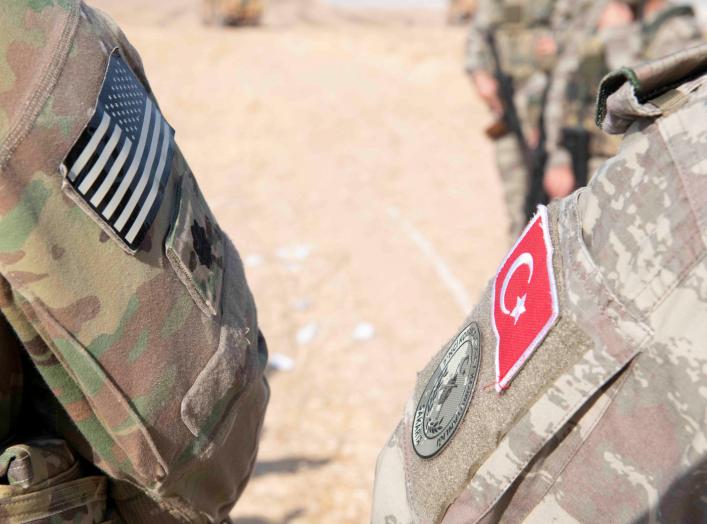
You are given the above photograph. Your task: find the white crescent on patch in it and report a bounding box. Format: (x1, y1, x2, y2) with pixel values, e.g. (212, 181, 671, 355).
(500, 252, 534, 315)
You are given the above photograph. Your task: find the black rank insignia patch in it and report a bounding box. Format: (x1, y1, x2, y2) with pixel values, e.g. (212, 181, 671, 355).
(62, 50, 175, 251)
(412, 322, 481, 458)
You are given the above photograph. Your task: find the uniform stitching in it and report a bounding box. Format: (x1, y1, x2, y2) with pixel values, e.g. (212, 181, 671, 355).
(617, 116, 706, 312)
(472, 347, 644, 524)
(567, 194, 652, 340)
(628, 227, 704, 311)
(662, 97, 707, 235)
(9, 288, 166, 485)
(646, 250, 707, 316)
(515, 358, 636, 521)
(0, 2, 81, 171)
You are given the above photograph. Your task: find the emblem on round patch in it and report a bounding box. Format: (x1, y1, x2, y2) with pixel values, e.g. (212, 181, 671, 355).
(412, 322, 481, 458)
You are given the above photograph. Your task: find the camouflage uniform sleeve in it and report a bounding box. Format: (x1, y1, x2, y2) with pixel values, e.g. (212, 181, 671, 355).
(0, 1, 268, 522)
(464, 0, 496, 75)
(543, 0, 610, 169)
(373, 46, 707, 523)
(642, 6, 704, 61)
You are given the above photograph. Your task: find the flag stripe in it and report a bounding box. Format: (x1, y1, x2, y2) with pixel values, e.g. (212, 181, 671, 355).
(78, 124, 122, 194)
(102, 98, 154, 220)
(117, 118, 165, 237)
(62, 51, 175, 250)
(126, 120, 172, 243)
(114, 108, 164, 232)
(89, 135, 133, 207)
(69, 111, 110, 182)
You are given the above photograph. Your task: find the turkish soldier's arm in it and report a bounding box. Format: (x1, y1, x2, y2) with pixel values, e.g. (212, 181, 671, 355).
(0, 1, 268, 522)
(643, 7, 703, 61)
(543, 0, 610, 171)
(464, 0, 497, 76)
(373, 47, 707, 522)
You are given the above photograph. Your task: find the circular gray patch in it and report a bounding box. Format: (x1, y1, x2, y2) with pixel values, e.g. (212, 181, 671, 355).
(412, 322, 481, 458)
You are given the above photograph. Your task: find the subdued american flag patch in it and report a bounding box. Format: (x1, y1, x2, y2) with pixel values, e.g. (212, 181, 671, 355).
(63, 50, 174, 251)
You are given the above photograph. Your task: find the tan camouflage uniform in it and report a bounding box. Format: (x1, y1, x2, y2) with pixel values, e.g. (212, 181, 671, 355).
(544, 1, 703, 180)
(465, 0, 566, 239)
(0, 1, 269, 522)
(448, 0, 477, 25)
(373, 45, 707, 523)
(202, 0, 265, 26)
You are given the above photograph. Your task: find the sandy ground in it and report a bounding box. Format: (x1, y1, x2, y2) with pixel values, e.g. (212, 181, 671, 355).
(89, 1, 507, 522)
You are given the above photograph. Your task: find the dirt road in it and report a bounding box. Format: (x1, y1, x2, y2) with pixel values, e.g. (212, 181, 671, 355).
(90, 1, 507, 521)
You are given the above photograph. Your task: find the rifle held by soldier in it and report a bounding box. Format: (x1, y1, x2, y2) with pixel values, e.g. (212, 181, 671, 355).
(485, 29, 548, 220)
(560, 126, 591, 189)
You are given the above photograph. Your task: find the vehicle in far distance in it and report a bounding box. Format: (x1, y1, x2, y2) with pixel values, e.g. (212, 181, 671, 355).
(203, 0, 265, 26)
(448, 0, 476, 24)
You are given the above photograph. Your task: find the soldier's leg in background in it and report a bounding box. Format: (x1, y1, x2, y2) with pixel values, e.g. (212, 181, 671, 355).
(494, 134, 528, 241)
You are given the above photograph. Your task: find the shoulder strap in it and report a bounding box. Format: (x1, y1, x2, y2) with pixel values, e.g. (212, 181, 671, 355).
(642, 5, 695, 41)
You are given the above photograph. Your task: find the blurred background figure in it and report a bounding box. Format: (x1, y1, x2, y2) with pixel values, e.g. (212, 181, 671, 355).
(466, 0, 703, 238)
(543, 0, 703, 198)
(465, 0, 571, 241)
(447, 0, 477, 25)
(203, 0, 266, 26)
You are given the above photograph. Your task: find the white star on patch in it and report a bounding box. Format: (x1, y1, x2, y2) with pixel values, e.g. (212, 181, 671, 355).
(510, 294, 527, 325)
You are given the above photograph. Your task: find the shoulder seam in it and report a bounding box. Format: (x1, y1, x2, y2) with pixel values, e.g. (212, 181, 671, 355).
(0, 1, 81, 171)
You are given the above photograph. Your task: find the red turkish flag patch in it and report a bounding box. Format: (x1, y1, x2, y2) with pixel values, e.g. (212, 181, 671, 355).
(492, 205, 558, 392)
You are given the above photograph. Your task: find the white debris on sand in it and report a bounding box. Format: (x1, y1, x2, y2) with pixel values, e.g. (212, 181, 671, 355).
(293, 298, 312, 311)
(243, 254, 264, 268)
(268, 353, 295, 372)
(276, 244, 312, 262)
(296, 322, 319, 346)
(352, 322, 375, 342)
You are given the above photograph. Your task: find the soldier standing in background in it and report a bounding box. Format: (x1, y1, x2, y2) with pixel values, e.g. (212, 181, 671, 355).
(543, 0, 703, 198)
(203, 0, 265, 26)
(448, 0, 477, 25)
(465, 0, 567, 239)
(0, 1, 268, 521)
(372, 43, 707, 523)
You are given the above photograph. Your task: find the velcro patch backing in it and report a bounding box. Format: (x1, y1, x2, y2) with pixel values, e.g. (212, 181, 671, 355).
(62, 50, 174, 251)
(492, 205, 559, 391)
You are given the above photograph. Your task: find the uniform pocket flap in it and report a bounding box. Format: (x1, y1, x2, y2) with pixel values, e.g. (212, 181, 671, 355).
(165, 172, 224, 317)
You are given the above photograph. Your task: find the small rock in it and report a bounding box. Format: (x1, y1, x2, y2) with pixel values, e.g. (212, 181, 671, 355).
(293, 298, 312, 311)
(276, 244, 312, 261)
(296, 322, 319, 345)
(243, 254, 264, 267)
(268, 353, 295, 372)
(352, 322, 375, 342)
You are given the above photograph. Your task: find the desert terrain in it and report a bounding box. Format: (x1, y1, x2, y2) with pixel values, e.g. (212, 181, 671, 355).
(88, 1, 506, 521)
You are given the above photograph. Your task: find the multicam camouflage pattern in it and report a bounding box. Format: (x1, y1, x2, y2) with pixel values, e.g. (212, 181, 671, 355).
(373, 45, 707, 523)
(0, 439, 108, 522)
(0, 1, 268, 522)
(202, 0, 265, 26)
(166, 170, 224, 318)
(544, 1, 703, 177)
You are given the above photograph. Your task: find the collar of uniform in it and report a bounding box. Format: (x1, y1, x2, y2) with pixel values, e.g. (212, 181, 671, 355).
(595, 43, 707, 134)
